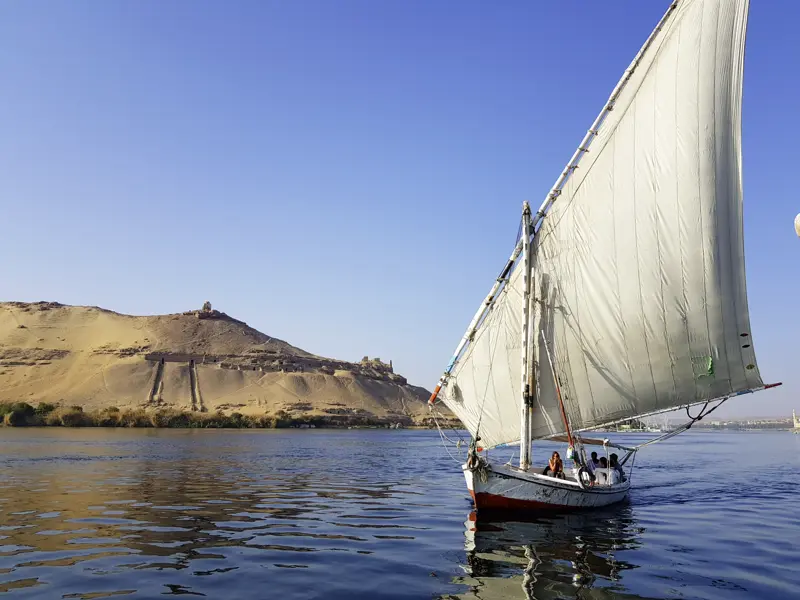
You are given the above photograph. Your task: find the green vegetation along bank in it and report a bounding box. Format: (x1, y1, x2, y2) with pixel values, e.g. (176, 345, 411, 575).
(0, 402, 451, 430)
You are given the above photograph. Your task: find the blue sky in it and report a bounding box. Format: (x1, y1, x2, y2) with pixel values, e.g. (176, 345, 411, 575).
(1, 1, 797, 417)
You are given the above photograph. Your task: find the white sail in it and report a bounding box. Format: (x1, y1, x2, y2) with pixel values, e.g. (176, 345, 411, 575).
(530, 0, 761, 439)
(437, 257, 525, 449)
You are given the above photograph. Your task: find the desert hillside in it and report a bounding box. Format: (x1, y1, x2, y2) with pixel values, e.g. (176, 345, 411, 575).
(0, 301, 442, 425)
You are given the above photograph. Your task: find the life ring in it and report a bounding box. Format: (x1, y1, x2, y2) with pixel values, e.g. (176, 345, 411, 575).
(577, 467, 593, 490)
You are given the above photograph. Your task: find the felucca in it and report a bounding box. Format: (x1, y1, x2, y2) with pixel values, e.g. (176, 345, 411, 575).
(428, 0, 781, 512)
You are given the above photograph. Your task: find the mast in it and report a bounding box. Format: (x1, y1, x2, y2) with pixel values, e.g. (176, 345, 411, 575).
(525, 210, 537, 463)
(519, 202, 533, 469)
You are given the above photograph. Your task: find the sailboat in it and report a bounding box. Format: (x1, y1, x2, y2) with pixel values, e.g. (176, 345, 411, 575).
(428, 0, 781, 512)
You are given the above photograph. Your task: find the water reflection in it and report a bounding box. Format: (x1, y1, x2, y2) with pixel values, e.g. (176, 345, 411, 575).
(0, 430, 453, 599)
(453, 507, 653, 600)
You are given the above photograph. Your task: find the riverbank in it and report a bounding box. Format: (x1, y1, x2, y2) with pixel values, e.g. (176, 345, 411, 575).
(0, 401, 454, 430)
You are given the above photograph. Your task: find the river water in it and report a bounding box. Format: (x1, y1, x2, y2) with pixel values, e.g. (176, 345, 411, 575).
(0, 428, 797, 599)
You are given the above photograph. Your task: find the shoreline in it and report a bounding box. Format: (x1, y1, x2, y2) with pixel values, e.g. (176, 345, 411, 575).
(0, 401, 456, 430)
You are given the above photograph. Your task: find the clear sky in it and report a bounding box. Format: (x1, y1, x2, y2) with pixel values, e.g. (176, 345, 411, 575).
(1, 1, 797, 418)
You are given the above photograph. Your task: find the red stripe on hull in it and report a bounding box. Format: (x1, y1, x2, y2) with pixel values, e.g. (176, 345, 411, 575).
(474, 491, 594, 512)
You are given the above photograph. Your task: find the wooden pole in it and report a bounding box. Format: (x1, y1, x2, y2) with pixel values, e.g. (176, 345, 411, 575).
(518, 202, 533, 469)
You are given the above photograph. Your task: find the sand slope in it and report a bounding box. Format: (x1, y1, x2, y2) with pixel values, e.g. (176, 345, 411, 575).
(0, 302, 438, 423)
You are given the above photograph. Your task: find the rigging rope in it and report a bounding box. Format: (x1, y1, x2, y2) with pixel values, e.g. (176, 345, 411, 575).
(628, 395, 731, 451)
(541, 330, 575, 446)
(432, 409, 467, 465)
(432, 407, 466, 446)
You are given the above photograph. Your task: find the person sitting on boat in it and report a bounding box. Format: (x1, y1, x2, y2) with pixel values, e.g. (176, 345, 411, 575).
(579, 451, 597, 486)
(610, 453, 626, 482)
(542, 451, 565, 479)
(590, 451, 600, 469)
(594, 456, 610, 484)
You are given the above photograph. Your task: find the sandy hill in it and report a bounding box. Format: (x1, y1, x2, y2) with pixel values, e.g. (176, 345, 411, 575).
(0, 302, 442, 425)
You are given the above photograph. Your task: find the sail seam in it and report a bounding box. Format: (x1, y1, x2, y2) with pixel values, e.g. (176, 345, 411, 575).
(675, 15, 695, 408)
(632, 101, 659, 410)
(710, 0, 734, 396)
(560, 235, 581, 435)
(653, 44, 679, 410)
(611, 134, 638, 409)
(696, 1, 713, 401)
(571, 191, 597, 425)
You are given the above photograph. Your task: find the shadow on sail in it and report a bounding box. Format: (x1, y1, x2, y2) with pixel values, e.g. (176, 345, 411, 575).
(448, 507, 657, 600)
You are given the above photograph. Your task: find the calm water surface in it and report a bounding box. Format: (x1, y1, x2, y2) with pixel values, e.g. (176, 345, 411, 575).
(0, 429, 798, 599)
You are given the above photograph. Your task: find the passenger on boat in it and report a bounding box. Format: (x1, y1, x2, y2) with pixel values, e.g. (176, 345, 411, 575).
(580, 452, 597, 485)
(610, 453, 626, 482)
(590, 452, 600, 469)
(542, 451, 565, 479)
(594, 456, 610, 484)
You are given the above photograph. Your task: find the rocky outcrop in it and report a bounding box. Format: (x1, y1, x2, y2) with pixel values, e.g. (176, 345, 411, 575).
(0, 347, 70, 366)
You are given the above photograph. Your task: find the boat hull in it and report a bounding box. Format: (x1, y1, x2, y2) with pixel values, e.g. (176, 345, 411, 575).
(464, 462, 629, 512)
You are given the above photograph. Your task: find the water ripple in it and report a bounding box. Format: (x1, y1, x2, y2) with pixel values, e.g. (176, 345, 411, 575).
(0, 429, 798, 599)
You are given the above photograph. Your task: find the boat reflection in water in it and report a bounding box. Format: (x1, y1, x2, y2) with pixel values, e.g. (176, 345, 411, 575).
(451, 505, 654, 600)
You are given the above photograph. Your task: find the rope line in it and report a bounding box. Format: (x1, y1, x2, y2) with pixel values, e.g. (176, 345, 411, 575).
(432, 409, 466, 465)
(433, 407, 467, 446)
(629, 395, 731, 451)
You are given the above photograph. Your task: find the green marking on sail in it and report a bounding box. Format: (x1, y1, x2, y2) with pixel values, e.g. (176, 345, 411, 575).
(692, 356, 714, 379)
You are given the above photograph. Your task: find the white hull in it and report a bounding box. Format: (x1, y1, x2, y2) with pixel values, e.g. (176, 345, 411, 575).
(464, 462, 630, 512)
